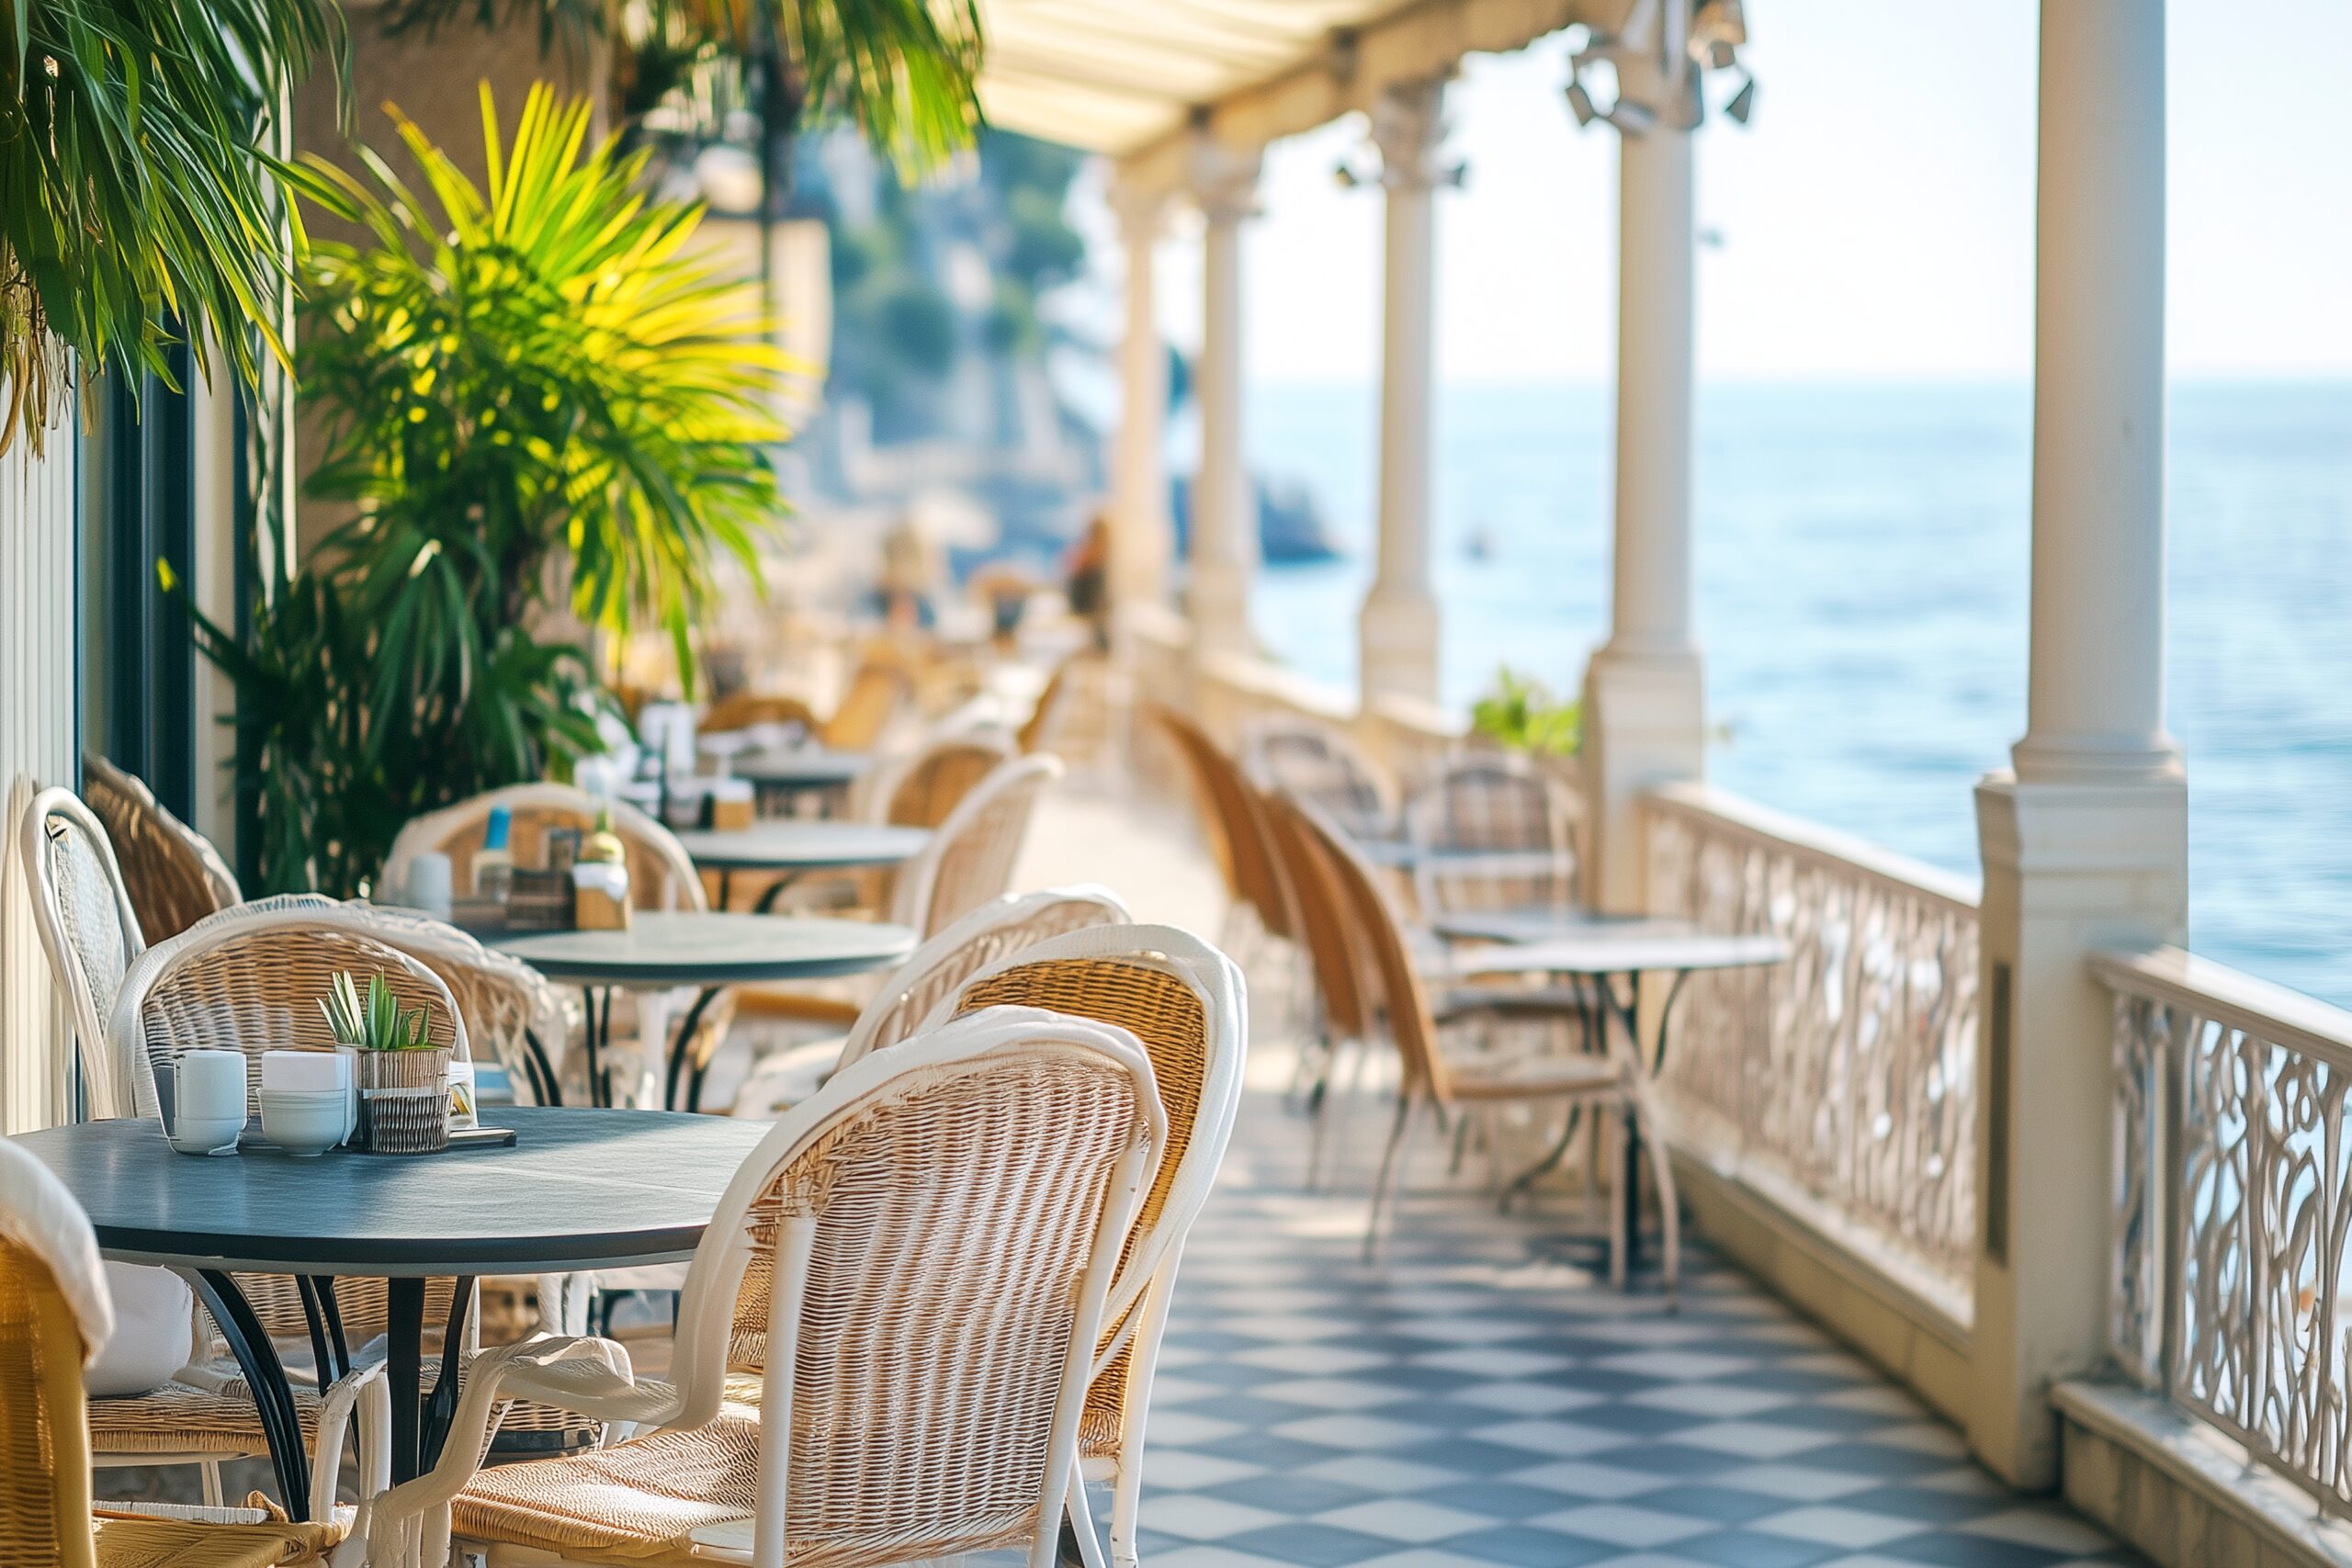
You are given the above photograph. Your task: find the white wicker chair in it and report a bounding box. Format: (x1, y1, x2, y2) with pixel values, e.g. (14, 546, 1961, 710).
(730, 886, 1131, 1119)
(888, 752, 1065, 937)
(361, 1007, 1168, 1568)
(0, 1136, 384, 1567)
(1403, 752, 1581, 915)
(20, 788, 143, 1119)
(914, 923, 1248, 1568)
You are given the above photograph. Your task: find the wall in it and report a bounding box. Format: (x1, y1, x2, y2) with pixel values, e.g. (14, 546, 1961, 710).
(0, 409, 80, 1132)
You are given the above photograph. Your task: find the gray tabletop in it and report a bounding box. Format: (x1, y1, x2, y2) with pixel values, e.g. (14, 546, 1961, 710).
(1434, 907, 1699, 945)
(12, 1108, 769, 1274)
(726, 748, 869, 789)
(671, 821, 929, 873)
(1452, 929, 1792, 977)
(492, 911, 917, 987)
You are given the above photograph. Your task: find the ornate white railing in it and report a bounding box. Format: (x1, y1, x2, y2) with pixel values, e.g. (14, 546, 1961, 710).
(1643, 784, 1982, 1310)
(2096, 946, 2352, 1519)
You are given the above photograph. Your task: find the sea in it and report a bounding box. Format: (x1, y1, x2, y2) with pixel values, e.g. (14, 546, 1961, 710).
(1242, 381, 2352, 1009)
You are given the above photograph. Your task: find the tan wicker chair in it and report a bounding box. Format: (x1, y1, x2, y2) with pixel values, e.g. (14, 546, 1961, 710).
(918, 924, 1247, 1568)
(699, 692, 820, 739)
(1404, 752, 1581, 915)
(0, 1136, 380, 1568)
(1148, 706, 1299, 962)
(20, 789, 144, 1120)
(872, 732, 1015, 829)
(362, 1007, 1168, 1568)
(17, 798, 397, 1512)
(80, 753, 241, 944)
(888, 752, 1064, 937)
(821, 660, 910, 751)
(1240, 717, 1397, 841)
(381, 783, 704, 915)
(1294, 803, 1679, 1286)
(1261, 791, 1378, 1186)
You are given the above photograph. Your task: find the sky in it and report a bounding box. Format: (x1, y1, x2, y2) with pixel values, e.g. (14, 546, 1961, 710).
(1080, 0, 2352, 387)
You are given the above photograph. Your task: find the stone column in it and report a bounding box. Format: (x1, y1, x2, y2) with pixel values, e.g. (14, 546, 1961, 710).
(1357, 79, 1447, 704)
(1187, 141, 1261, 659)
(1110, 182, 1174, 626)
(1580, 44, 1704, 913)
(1970, 0, 2185, 1490)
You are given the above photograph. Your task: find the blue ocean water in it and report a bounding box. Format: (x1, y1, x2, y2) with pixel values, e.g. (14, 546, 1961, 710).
(1245, 381, 2352, 1007)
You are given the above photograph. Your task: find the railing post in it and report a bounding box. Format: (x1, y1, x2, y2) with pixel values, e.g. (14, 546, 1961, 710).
(1109, 180, 1173, 635)
(1969, 0, 2188, 1489)
(1356, 78, 1448, 705)
(1186, 137, 1262, 662)
(1580, 41, 1704, 914)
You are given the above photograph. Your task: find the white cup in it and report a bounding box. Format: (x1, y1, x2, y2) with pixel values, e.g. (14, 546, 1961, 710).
(171, 1050, 248, 1155)
(406, 852, 454, 920)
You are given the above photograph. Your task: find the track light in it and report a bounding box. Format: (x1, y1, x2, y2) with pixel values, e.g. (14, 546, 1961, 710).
(1725, 73, 1756, 124)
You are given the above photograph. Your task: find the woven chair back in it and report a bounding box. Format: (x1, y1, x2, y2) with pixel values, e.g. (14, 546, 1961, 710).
(1147, 706, 1238, 900)
(1014, 660, 1069, 755)
(382, 783, 704, 913)
(1260, 791, 1374, 1043)
(834, 887, 1130, 1069)
(667, 1010, 1162, 1564)
(1296, 804, 1453, 1103)
(891, 753, 1063, 937)
(1240, 721, 1394, 841)
(702, 692, 820, 738)
(80, 754, 240, 944)
(20, 790, 145, 1120)
(0, 1140, 106, 1568)
(824, 663, 910, 751)
(1152, 709, 1295, 942)
(880, 736, 1013, 829)
(1405, 753, 1579, 915)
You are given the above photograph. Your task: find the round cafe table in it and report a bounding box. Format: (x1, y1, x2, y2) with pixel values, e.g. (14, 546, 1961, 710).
(671, 820, 929, 911)
(14, 1107, 768, 1517)
(492, 911, 917, 1112)
(723, 746, 870, 814)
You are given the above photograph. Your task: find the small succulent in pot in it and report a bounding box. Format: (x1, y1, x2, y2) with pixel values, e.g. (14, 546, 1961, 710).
(322, 970, 450, 1153)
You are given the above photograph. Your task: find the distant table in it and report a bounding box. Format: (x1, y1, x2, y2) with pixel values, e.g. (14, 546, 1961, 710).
(494, 912, 916, 1111)
(725, 747, 871, 813)
(672, 821, 929, 910)
(1434, 907, 1697, 945)
(17, 1108, 765, 1513)
(1445, 918, 1790, 1275)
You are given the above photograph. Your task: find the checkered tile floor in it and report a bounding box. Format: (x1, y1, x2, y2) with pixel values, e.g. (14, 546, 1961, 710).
(1071, 1086, 2147, 1568)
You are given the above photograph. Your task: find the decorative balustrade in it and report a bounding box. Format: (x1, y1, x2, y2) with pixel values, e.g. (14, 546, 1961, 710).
(2095, 946, 2352, 1519)
(1642, 784, 1981, 1310)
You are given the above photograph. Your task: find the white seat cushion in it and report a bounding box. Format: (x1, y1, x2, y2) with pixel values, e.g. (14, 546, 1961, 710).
(85, 1263, 195, 1397)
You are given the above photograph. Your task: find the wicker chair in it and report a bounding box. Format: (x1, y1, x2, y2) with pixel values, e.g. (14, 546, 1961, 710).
(1148, 706, 1300, 964)
(1259, 791, 1378, 1186)
(18, 797, 396, 1512)
(1294, 803, 1679, 1286)
(20, 789, 144, 1120)
(1404, 752, 1581, 916)
(821, 660, 910, 751)
(361, 1007, 1168, 1568)
(80, 753, 240, 944)
(699, 692, 820, 739)
(1240, 718, 1396, 841)
(381, 784, 704, 915)
(917, 924, 1247, 1568)
(888, 752, 1064, 938)
(0, 1136, 383, 1567)
(871, 732, 1015, 829)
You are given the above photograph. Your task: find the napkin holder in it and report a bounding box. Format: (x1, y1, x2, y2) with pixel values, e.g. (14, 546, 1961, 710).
(573, 863, 631, 931)
(707, 778, 755, 831)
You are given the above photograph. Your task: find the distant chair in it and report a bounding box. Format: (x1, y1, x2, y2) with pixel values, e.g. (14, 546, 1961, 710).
(382, 783, 703, 914)
(1239, 718, 1396, 841)
(698, 691, 819, 738)
(888, 753, 1064, 938)
(1148, 705, 1300, 964)
(872, 732, 1015, 829)
(0, 1136, 379, 1562)
(1404, 752, 1580, 915)
(823, 660, 911, 751)
(80, 752, 240, 942)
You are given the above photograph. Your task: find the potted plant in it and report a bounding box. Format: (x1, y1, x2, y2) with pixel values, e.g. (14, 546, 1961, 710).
(321, 970, 450, 1154)
(1469, 665, 1586, 808)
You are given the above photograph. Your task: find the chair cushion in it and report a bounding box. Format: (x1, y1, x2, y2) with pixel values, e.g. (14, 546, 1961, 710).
(85, 1264, 193, 1398)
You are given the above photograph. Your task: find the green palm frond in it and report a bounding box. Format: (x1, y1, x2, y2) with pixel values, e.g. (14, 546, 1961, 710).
(0, 0, 345, 453)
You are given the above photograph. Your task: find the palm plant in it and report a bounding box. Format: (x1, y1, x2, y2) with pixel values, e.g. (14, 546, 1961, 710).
(183, 83, 787, 896)
(0, 0, 344, 453)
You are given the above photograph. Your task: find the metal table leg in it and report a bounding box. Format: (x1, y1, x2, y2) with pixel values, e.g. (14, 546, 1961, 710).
(186, 1269, 311, 1518)
(420, 1277, 475, 1471)
(665, 985, 726, 1111)
(387, 1279, 424, 1483)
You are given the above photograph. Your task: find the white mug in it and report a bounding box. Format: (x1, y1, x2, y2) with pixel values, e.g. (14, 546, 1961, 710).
(405, 852, 454, 920)
(171, 1050, 248, 1156)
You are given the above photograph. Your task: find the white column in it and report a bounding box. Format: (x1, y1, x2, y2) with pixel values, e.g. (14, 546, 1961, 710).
(1357, 79, 1447, 705)
(1969, 0, 2185, 1490)
(1110, 182, 1174, 625)
(1187, 141, 1261, 658)
(1580, 45, 1705, 913)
